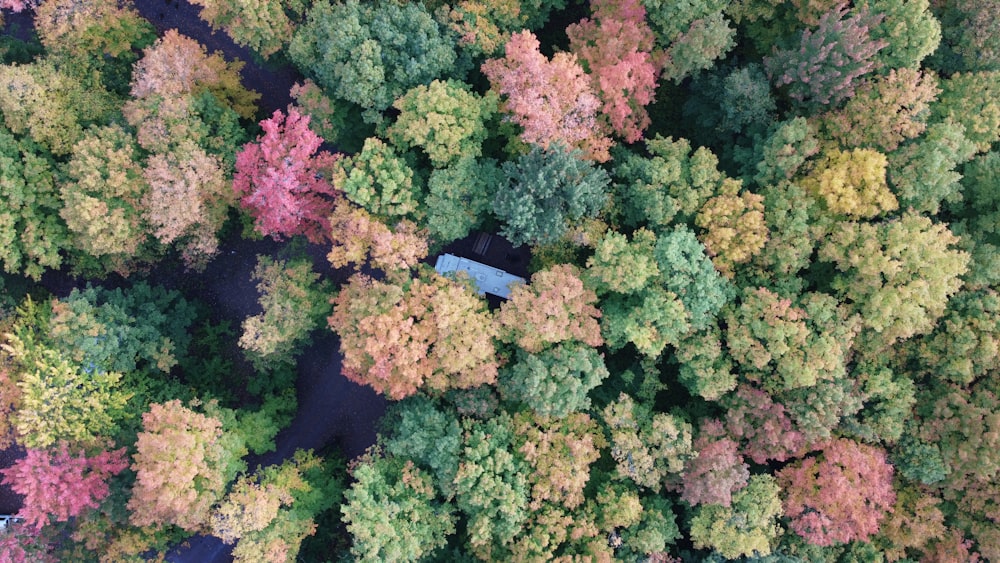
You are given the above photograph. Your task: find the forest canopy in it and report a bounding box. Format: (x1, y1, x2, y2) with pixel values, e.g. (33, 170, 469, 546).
(0, 0, 998, 561)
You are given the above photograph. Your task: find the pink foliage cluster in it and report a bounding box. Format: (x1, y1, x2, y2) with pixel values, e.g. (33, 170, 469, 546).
(0, 0, 38, 13)
(680, 419, 749, 507)
(481, 30, 613, 162)
(778, 438, 896, 546)
(234, 108, 340, 244)
(0, 443, 128, 531)
(567, 0, 661, 143)
(725, 385, 805, 464)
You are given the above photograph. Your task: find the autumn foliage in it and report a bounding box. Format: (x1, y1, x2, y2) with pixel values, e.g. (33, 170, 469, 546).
(0, 443, 127, 531)
(234, 108, 340, 244)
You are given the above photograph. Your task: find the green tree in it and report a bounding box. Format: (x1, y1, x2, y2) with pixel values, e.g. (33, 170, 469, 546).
(499, 343, 610, 417)
(239, 256, 331, 371)
(386, 80, 496, 168)
(424, 157, 499, 244)
(690, 474, 784, 559)
(643, 0, 736, 82)
(382, 396, 463, 498)
(858, 0, 940, 69)
(931, 71, 1000, 153)
(887, 119, 976, 215)
(817, 213, 969, 350)
(0, 126, 68, 279)
(454, 413, 530, 559)
(342, 456, 455, 562)
(494, 143, 610, 247)
(332, 137, 422, 222)
(188, 0, 307, 58)
(288, 0, 458, 123)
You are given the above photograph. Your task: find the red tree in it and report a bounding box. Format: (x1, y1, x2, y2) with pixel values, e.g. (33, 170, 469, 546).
(778, 438, 895, 546)
(723, 385, 805, 464)
(233, 108, 340, 243)
(0, 443, 127, 531)
(567, 0, 661, 143)
(481, 30, 613, 162)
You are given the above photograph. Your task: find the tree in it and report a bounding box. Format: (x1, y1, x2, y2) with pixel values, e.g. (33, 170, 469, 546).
(514, 412, 603, 510)
(642, 0, 736, 82)
(723, 385, 805, 464)
(695, 179, 768, 278)
(128, 400, 247, 532)
(748, 117, 821, 187)
(680, 420, 750, 507)
(382, 396, 463, 498)
(188, 0, 305, 58)
(855, 0, 939, 69)
(239, 256, 332, 371)
(599, 288, 689, 358)
(59, 125, 150, 271)
(674, 324, 738, 401)
(327, 200, 428, 273)
(128, 29, 259, 120)
(817, 213, 969, 349)
(234, 108, 340, 244)
(496, 264, 603, 353)
(453, 413, 530, 558)
(931, 0, 1000, 73)
(777, 438, 895, 546)
(0, 443, 127, 531)
(0, 126, 69, 279)
(655, 225, 734, 330)
(887, 119, 976, 215)
(816, 68, 939, 153)
(2, 331, 129, 449)
(342, 455, 456, 562)
(142, 141, 233, 269)
(611, 136, 729, 231)
(930, 71, 1000, 153)
(493, 144, 611, 247)
(438, 0, 567, 57)
(600, 393, 693, 491)
(481, 30, 613, 161)
(330, 137, 421, 223)
(0, 61, 112, 155)
(911, 289, 1000, 386)
(499, 343, 610, 417)
(423, 157, 499, 244)
(689, 474, 784, 559)
(288, 0, 457, 123)
(386, 80, 496, 168)
(764, 2, 887, 110)
(566, 0, 661, 143)
(329, 269, 498, 400)
(46, 283, 196, 376)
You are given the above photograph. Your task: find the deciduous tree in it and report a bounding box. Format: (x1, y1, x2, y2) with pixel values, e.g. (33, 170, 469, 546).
(189, 0, 305, 58)
(499, 343, 609, 417)
(723, 385, 805, 464)
(680, 420, 749, 507)
(493, 143, 611, 247)
(601, 393, 693, 491)
(689, 474, 783, 559)
(496, 264, 603, 353)
(234, 108, 340, 244)
(330, 137, 420, 223)
(778, 438, 895, 546)
(386, 80, 496, 168)
(764, 2, 887, 110)
(695, 179, 768, 278)
(128, 400, 247, 532)
(343, 456, 454, 562)
(930, 71, 1000, 153)
(482, 30, 612, 161)
(288, 0, 457, 123)
(514, 412, 603, 510)
(329, 269, 498, 400)
(239, 256, 331, 371)
(0, 443, 127, 531)
(887, 119, 976, 215)
(566, 0, 661, 143)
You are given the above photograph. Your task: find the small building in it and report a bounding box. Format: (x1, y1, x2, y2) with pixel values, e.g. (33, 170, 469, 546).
(434, 253, 526, 299)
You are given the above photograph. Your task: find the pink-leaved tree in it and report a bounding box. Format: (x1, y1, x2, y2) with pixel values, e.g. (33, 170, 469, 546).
(778, 438, 896, 546)
(0, 443, 128, 531)
(233, 108, 340, 243)
(566, 0, 661, 143)
(680, 419, 750, 507)
(481, 30, 613, 162)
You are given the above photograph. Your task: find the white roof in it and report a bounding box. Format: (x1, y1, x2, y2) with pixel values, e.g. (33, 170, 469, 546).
(434, 254, 526, 299)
